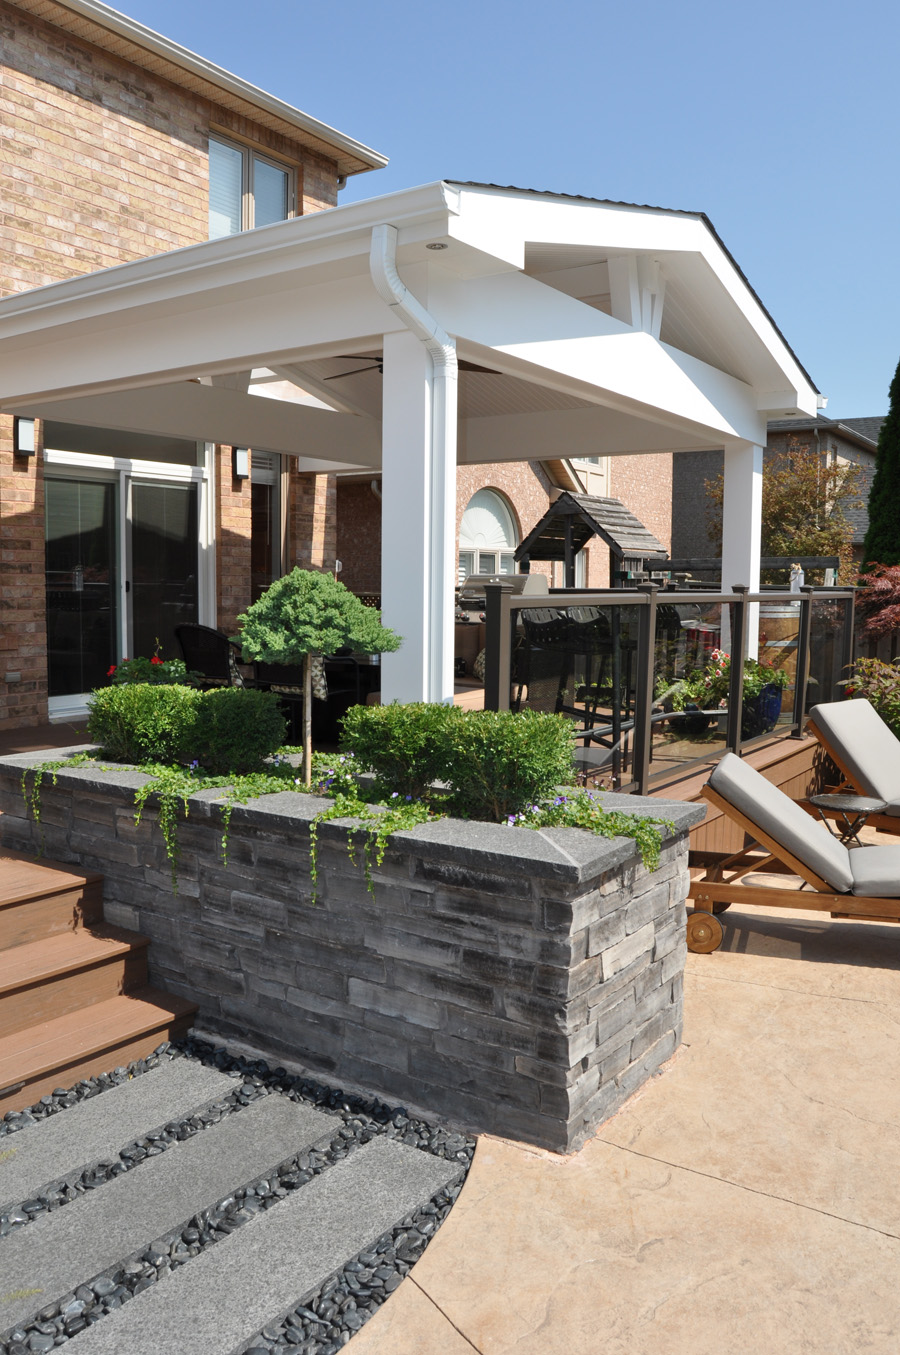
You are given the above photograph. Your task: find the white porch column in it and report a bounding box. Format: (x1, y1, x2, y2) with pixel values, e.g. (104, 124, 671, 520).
(721, 438, 763, 659)
(379, 328, 457, 703)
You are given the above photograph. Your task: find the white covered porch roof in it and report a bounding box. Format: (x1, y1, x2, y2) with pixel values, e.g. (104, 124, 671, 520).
(0, 180, 820, 702)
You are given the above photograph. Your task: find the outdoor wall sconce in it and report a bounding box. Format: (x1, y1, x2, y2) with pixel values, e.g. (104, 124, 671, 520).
(232, 446, 249, 479)
(13, 417, 36, 456)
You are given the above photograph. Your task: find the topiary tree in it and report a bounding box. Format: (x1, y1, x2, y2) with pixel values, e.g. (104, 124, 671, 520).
(237, 568, 401, 785)
(862, 356, 900, 568)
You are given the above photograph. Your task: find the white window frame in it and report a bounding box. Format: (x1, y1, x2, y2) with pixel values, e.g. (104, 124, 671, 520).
(458, 489, 518, 584)
(43, 442, 216, 720)
(209, 132, 296, 235)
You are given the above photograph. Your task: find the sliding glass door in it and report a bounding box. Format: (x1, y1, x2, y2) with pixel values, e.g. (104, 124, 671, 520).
(45, 478, 119, 698)
(129, 482, 199, 660)
(45, 468, 204, 708)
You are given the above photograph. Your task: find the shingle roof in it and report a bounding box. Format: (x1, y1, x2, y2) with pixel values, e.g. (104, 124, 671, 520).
(516, 492, 666, 564)
(767, 414, 884, 450)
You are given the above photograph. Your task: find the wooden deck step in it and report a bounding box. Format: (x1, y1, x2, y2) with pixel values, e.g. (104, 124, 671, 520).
(0, 988, 197, 1114)
(0, 849, 104, 948)
(0, 926, 150, 1037)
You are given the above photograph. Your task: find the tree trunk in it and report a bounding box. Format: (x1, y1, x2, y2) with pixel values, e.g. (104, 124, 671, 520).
(303, 652, 313, 787)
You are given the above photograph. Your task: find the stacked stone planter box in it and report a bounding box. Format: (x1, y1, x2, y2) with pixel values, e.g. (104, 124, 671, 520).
(0, 752, 703, 1153)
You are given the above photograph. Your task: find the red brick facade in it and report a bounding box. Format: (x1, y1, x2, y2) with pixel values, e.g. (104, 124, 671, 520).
(0, 0, 344, 728)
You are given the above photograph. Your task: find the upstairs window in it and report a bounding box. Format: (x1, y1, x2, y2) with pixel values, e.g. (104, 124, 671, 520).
(209, 135, 293, 238)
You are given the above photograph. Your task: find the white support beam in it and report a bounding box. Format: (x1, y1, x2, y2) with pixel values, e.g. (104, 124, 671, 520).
(270, 363, 374, 418)
(379, 328, 456, 704)
(15, 383, 381, 465)
(607, 255, 640, 327)
(637, 258, 665, 339)
(721, 439, 763, 659)
(429, 270, 767, 445)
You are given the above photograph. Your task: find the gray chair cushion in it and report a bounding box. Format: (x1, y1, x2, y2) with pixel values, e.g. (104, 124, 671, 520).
(809, 699, 900, 807)
(850, 845, 900, 898)
(707, 753, 853, 894)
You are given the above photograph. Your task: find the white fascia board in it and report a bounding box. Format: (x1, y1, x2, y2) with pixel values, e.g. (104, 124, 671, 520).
(0, 183, 459, 342)
(448, 185, 817, 412)
(18, 384, 381, 465)
(429, 269, 767, 444)
(48, 0, 387, 172)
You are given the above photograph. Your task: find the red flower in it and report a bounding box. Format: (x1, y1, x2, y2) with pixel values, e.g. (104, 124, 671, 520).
(107, 665, 117, 676)
(150, 655, 162, 665)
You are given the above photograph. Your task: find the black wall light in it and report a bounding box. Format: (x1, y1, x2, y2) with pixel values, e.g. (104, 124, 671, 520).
(13, 417, 36, 456)
(232, 446, 249, 479)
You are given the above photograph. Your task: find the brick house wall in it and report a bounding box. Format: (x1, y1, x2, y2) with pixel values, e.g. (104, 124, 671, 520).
(0, 0, 344, 729)
(334, 456, 673, 601)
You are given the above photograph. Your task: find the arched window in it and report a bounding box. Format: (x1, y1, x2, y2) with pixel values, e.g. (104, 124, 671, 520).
(458, 489, 518, 583)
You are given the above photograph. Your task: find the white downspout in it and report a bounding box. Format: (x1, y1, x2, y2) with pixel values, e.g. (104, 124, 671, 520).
(369, 222, 458, 701)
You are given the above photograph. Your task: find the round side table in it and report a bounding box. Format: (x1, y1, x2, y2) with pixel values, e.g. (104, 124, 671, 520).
(808, 793, 887, 847)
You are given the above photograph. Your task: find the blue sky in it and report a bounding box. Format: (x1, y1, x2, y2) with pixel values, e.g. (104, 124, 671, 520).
(125, 0, 899, 418)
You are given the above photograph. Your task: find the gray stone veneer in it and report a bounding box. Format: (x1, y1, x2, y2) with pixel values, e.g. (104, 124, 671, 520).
(0, 752, 704, 1153)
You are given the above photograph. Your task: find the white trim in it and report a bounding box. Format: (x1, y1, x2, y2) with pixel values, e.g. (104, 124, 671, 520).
(47, 693, 92, 722)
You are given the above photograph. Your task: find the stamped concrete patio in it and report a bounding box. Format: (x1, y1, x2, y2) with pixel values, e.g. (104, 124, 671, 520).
(347, 892, 900, 1354)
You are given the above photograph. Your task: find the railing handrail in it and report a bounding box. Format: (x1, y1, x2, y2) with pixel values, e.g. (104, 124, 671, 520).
(491, 586, 856, 613)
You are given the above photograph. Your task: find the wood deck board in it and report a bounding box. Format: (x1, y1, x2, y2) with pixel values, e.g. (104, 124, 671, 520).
(0, 849, 103, 908)
(0, 988, 196, 1089)
(0, 927, 149, 995)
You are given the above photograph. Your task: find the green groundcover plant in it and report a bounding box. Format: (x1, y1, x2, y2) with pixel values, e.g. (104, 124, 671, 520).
(24, 700, 672, 896)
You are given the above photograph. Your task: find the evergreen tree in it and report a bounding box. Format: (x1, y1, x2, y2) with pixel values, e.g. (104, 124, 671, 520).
(238, 569, 401, 785)
(862, 356, 900, 568)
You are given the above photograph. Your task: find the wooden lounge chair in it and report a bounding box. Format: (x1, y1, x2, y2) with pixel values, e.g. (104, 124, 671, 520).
(805, 698, 900, 834)
(687, 752, 900, 953)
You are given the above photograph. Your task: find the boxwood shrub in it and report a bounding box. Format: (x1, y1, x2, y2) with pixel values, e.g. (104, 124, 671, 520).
(87, 683, 201, 765)
(87, 683, 285, 772)
(340, 703, 575, 821)
(339, 701, 461, 799)
(192, 686, 286, 775)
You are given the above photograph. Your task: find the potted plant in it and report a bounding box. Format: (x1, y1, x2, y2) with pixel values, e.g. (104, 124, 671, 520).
(656, 648, 789, 740)
(237, 568, 401, 786)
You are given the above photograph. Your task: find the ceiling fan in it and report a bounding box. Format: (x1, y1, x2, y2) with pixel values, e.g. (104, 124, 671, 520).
(324, 355, 502, 380)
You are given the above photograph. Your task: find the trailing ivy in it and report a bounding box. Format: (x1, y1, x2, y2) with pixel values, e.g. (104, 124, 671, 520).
(308, 789, 437, 904)
(20, 743, 670, 899)
(21, 753, 96, 851)
(130, 759, 306, 889)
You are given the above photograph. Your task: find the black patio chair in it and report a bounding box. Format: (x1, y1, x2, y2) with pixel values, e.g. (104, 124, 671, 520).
(175, 624, 244, 690)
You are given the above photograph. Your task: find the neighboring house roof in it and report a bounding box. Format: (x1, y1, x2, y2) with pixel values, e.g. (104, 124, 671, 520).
(767, 413, 883, 452)
(9, 0, 388, 176)
(516, 492, 667, 565)
(840, 416, 885, 445)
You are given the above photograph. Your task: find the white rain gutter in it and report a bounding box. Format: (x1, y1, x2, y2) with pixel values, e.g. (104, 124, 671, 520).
(369, 223, 458, 701)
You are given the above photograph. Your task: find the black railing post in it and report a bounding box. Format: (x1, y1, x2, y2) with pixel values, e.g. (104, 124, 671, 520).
(725, 585, 749, 754)
(792, 584, 814, 733)
(840, 587, 856, 686)
(484, 583, 514, 712)
(631, 584, 658, 795)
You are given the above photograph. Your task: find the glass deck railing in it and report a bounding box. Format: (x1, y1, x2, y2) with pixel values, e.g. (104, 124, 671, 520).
(482, 583, 856, 795)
